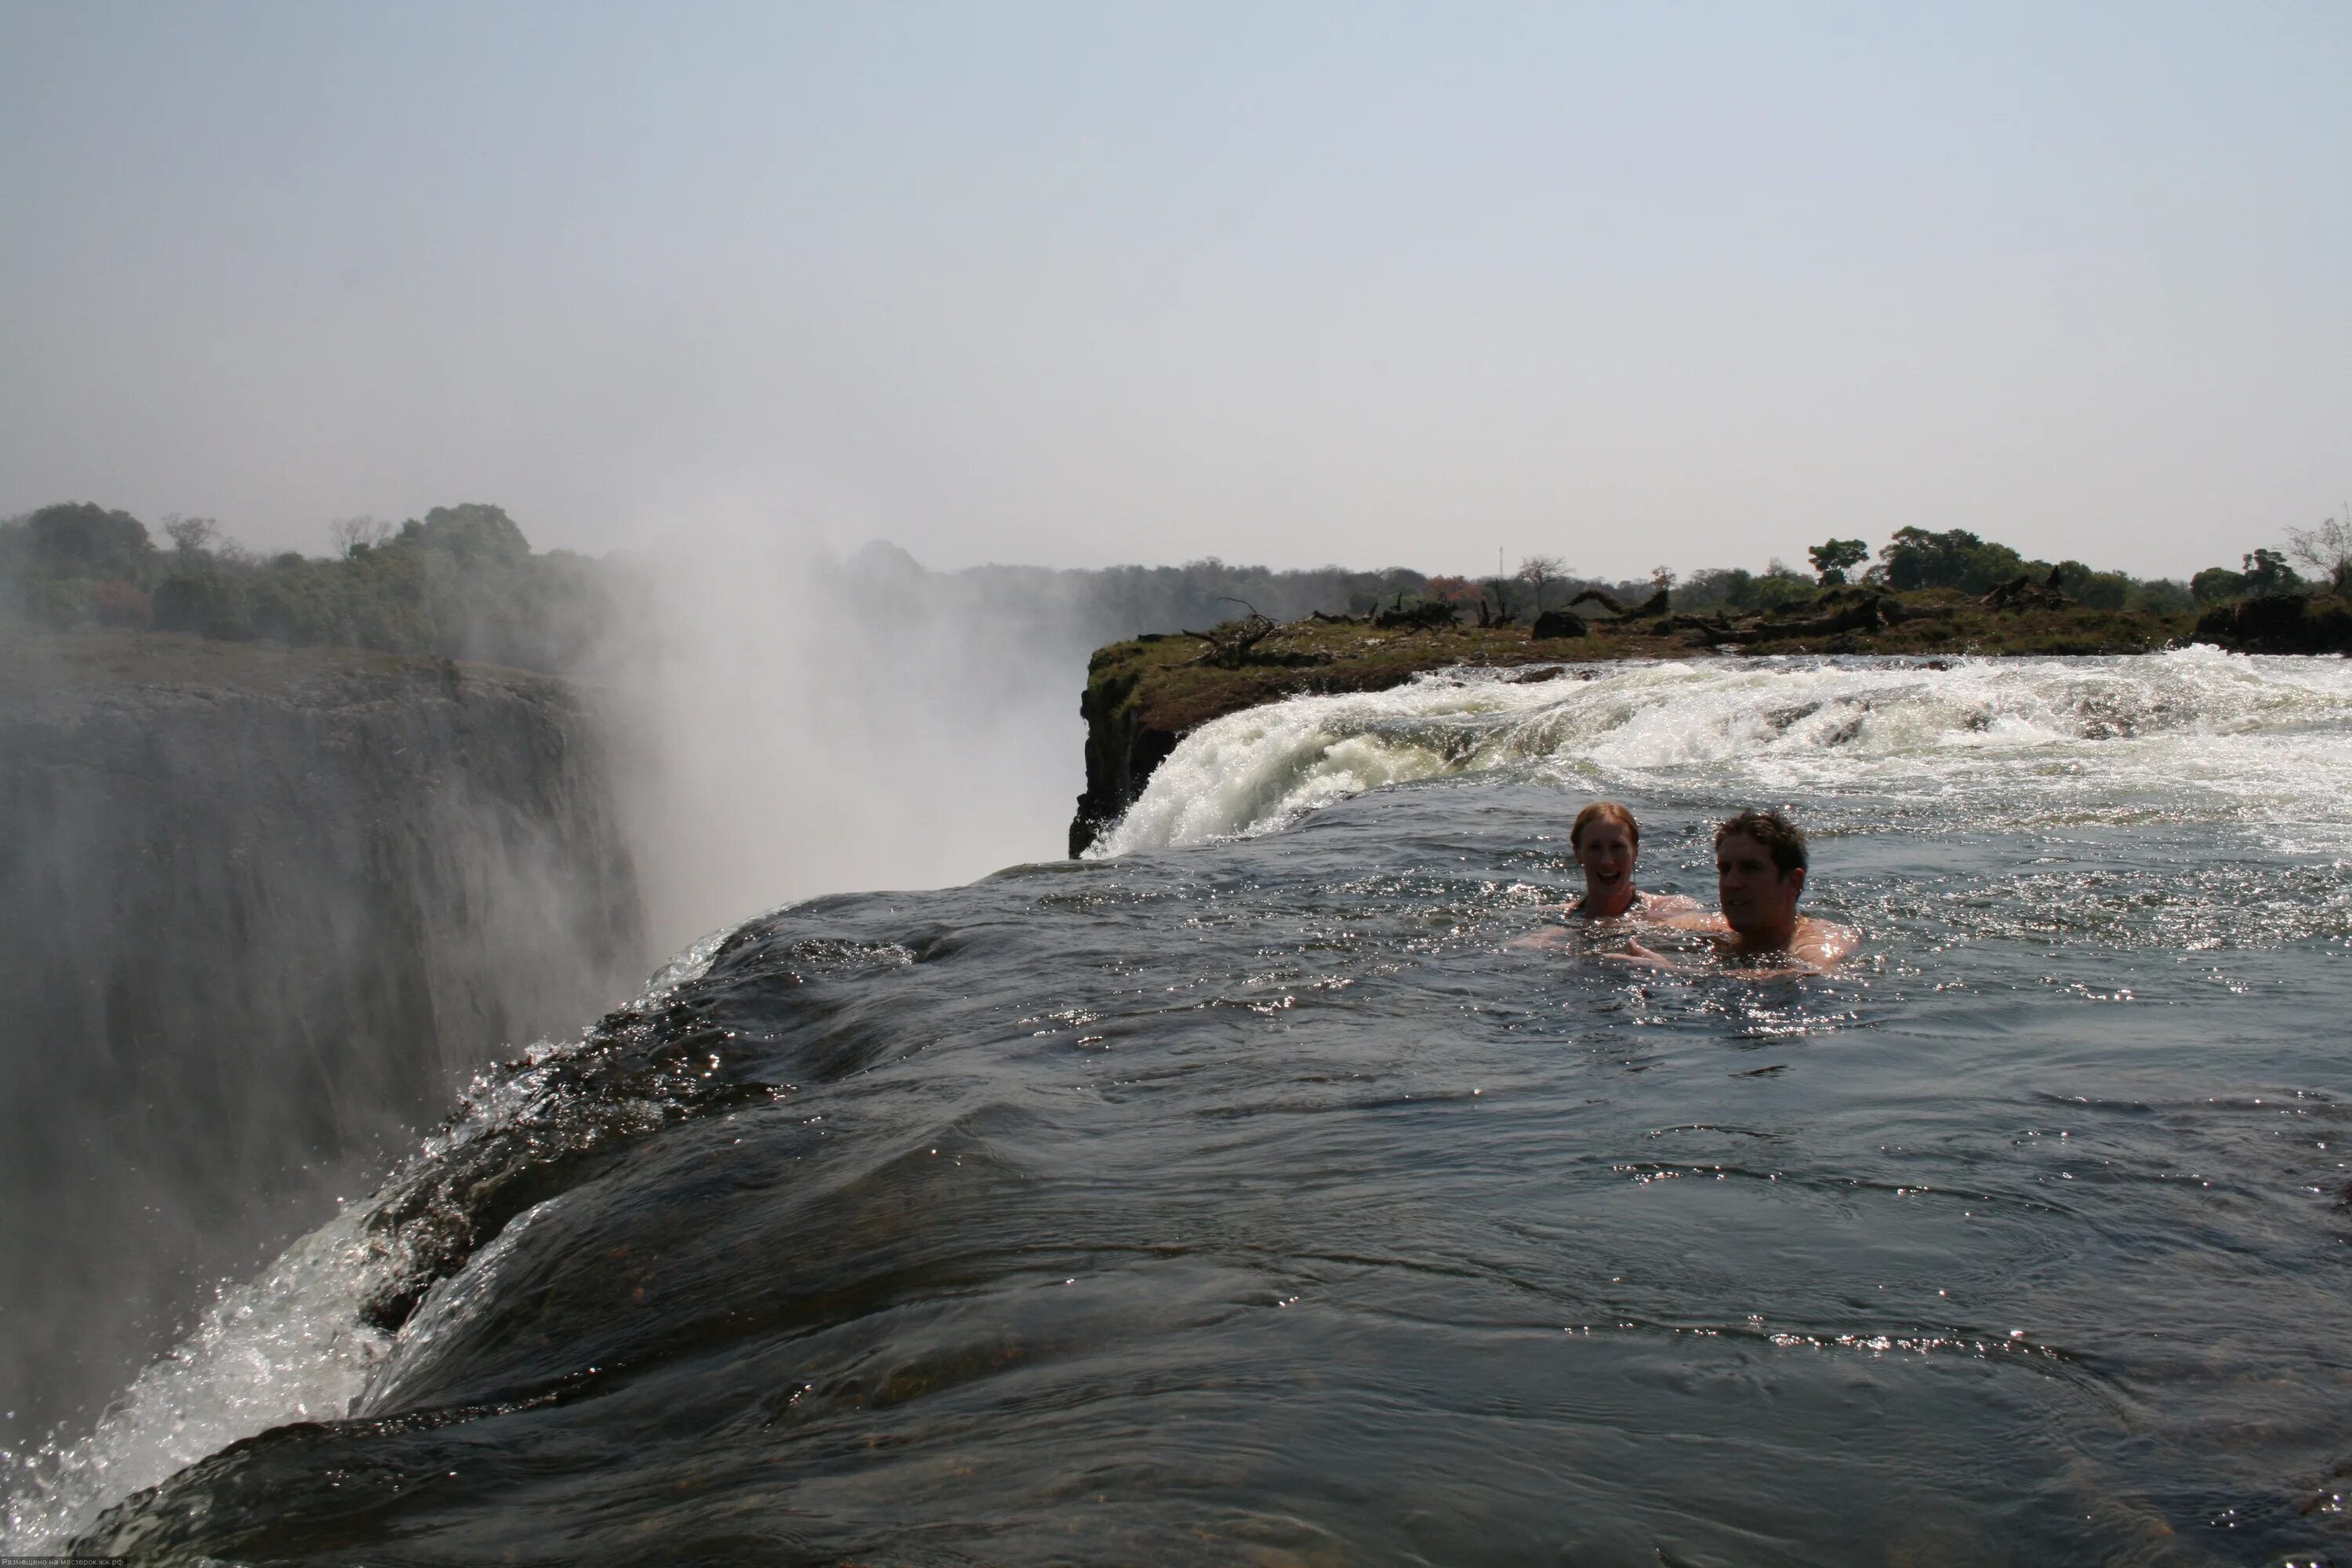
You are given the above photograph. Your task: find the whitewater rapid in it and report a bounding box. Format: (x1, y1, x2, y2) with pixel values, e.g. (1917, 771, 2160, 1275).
(1089, 648, 2352, 855)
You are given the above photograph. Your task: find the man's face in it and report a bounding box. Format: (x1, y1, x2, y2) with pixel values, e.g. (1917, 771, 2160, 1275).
(1716, 832, 1804, 938)
(1574, 819, 1636, 887)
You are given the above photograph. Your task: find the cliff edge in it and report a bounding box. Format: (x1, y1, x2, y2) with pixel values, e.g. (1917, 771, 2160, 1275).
(1065, 589, 2296, 854)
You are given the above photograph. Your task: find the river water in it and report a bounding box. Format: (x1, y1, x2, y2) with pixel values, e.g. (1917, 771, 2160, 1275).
(12, 649, 2352, 1565)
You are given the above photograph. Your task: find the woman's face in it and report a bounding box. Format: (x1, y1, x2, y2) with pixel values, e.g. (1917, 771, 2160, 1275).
(1575, 818, 1637, 887)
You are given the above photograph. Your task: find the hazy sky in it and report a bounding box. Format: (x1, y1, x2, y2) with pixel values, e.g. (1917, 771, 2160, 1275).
(4, 2, 2347, 579)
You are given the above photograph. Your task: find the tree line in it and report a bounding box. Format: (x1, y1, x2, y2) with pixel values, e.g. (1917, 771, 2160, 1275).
(3, 498, 2346, 676)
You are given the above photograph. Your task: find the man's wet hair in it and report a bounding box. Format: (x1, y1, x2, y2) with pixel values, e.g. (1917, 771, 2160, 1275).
(1571, 800, 1639, 850)
(1715, 808, 1807, 876)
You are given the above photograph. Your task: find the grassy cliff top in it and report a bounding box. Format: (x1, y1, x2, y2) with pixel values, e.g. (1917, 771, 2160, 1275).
(1086, 590, 2199, 740)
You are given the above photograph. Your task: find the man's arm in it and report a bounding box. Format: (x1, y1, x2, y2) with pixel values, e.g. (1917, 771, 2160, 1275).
(1599, 924, 1855, 978)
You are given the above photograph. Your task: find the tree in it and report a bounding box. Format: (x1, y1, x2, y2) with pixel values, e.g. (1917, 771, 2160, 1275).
(1875, 527, 2030, 593)
(401, 503, 531, 565)
(1483, 576, 1518, 624)
(1806, 538, 1869, 585)
(2046, 560, 2130, 609)
(25, 503, 153, 577)
(2241, 548, 2303, 598)
(329, 516, 394, 557)
(2191, 566, 2249, 605)
(162, 514, 220, 555)
(1516, 555, 1566, 614)
(1649, 564, 1677, 594)
(2284, 506, 2352, 596)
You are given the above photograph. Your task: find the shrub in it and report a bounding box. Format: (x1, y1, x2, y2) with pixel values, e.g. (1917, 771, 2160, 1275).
(1676, 564, 1816, 616)
(2128, 579, 2194, 615)
(153, 573, 252, 640)
(2047, 561, 2131, 609)
(91, 579, 152, 628)
(13, 575, 96, 627)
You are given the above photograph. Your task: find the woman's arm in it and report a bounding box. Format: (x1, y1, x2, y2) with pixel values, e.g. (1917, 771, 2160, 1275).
(1596, 938, 1693, 971)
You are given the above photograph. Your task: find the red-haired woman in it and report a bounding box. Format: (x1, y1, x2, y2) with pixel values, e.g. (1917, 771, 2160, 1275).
(1562, 801, 1698, 920)
(1515, 802, 1697, 949)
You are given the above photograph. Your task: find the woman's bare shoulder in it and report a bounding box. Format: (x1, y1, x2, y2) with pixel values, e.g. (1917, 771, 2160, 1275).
(1639, 891, 1703, 916)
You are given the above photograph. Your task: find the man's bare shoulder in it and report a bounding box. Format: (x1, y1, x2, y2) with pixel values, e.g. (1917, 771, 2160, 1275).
(1791, 916, 1857, 969)
(1639, 891, 1704, 916)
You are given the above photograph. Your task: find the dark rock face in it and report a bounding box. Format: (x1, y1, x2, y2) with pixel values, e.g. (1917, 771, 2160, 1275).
(1530, 608, 1588, 639)
(0, 637, 644, 1440)
(2194, 595, 2352, 655)
(1069, 652, 1181, 858)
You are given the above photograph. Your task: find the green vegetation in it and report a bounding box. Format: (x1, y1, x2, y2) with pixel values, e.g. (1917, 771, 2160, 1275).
(0, 502, 617, 673)
(2, 499, 2339, 679)
(1806, 538, 1869, 584)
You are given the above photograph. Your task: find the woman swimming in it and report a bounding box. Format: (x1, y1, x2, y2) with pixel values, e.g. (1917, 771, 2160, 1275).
(1561, 801, 1699, 920)
(1512, 802, 1698, 950)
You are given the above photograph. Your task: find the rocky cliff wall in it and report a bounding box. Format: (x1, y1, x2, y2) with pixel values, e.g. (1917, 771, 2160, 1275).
(0, 633, 644, 1442)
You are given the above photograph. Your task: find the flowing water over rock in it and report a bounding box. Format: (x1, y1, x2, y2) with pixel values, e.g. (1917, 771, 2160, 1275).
(11, 651, 2352, 1565)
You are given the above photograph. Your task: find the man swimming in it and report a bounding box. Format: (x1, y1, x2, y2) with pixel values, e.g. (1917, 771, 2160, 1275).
(1512, 802, 1698, 949)
(1607, 808, 1856, 975)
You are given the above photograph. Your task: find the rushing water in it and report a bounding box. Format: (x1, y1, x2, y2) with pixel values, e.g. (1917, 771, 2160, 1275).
(12, 650, 2352, 1565)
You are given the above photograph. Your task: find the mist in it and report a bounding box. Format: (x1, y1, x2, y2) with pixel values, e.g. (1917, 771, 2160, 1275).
(590, 535, 1094, 951)
(590, 530, 1450, 949)
(0, 622, 641, 1445)
(0, 501, 1450, 1446)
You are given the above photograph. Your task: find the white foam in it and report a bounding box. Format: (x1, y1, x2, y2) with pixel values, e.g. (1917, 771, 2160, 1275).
(2, 1204, 393, 1548)
(1, 920, 757, 1551)
(1089, 648, 2352, 854)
